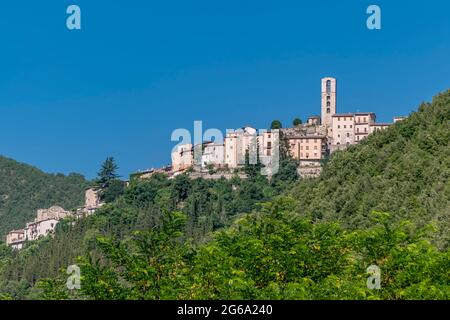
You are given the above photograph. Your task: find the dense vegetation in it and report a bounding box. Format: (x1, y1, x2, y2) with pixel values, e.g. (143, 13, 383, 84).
(0, 156, 88, 238)
(0, 90, 448, 300)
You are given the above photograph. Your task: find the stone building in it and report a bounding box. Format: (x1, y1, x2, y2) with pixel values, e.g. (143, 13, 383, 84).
(354, 112, 376, 143)
(171, 144, 194, 172)
(6, 229, 26, 250)
(25, 206, 70, 241)
(201, 142, 225, 169)
(224, 126, 258, 169)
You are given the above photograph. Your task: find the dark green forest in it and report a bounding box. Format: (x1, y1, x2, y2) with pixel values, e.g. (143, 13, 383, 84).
(0, 156, 88, 238)
(0, 90, 448, 300)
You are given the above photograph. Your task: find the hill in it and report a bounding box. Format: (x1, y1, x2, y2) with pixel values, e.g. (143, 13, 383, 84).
(0, 156, 88, 238)
(0, 90, 448, 299)
(290, 90, 450, 248)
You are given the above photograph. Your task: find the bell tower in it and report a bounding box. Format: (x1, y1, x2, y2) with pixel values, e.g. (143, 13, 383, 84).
(321, 77, 337, 128)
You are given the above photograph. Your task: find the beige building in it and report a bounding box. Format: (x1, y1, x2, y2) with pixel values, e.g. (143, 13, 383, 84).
(331, 113, 355, 151)
(84, 188, 103, 215)
(25, 206, 70, 241)
(259, 130, 277, 157)
(354, 112, 376, 143)
(171, 144, 194, 172)
(224, 127, 257, 169)
(288, 135, 327, 161)
(6, 229, 26, 250)
(299, 136, 327, 161)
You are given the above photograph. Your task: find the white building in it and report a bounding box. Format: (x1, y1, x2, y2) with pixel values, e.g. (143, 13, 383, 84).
(201, 142, 225, 168)
(224, 127, 258, 169)
(171, 144, 194, 172)
(25, 206, 70, 241)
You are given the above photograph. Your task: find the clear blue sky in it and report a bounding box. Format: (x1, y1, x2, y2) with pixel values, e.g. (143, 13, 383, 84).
(0, 0, 449, 179)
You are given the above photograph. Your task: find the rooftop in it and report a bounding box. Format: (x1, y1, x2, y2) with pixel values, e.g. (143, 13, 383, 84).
(332, 113, 354, 117)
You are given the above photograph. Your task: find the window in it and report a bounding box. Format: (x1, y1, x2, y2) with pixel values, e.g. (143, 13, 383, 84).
(357, 128, 359, 133)
(350, 125, 352, 128)
(347, 133, 350, 137)
(306, 146, 309, 150)
(364, 117, 367, 122)
(327, 108, 330, 113)
(268, 134, 271, 138)
(267, 150, 271, 156)
(346, 142, 350, 146)
(267, 141, 272, 148)
(344, 125, 346, 129)
(314, 146, 318, 150)
(338, 134, 340, 138)
(326, 80, 331, 94)
(327, 96, 330, 101)
(338, 125, 340, 129)
(364, 128, 367, 133)
(326, 101, 330, 107)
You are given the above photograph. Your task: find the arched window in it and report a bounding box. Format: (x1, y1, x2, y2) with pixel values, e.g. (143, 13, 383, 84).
(326, 80, 332, 94)
(326, 101, 330, 107)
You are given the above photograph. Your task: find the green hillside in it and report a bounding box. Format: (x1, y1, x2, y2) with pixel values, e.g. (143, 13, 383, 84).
(0, 90, 448, 300)
(0, 156, 88, 238)
(290, 91, 450, 248)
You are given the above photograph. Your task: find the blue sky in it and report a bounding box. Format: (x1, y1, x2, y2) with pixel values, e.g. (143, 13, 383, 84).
(0, 0, 449, 179)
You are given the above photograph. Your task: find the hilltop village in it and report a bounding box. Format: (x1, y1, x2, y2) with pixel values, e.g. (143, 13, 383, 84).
(5, 77, 406, 249)
(164, 77, 406, 178)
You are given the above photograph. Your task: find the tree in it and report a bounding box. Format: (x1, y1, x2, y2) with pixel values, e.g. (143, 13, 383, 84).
(96, 157, 123, 203)
(270, 120, 282, 130)
(97, 157, 120, 187)
(101, 179, 125, 203)
(293, 118, 302, 126)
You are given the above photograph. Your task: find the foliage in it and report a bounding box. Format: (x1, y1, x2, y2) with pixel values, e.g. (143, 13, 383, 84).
(0, 156, 87, 238)
(270, 120, 282, 130)
(293, 118, 302, 126)
(0, 90, 449, 300)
